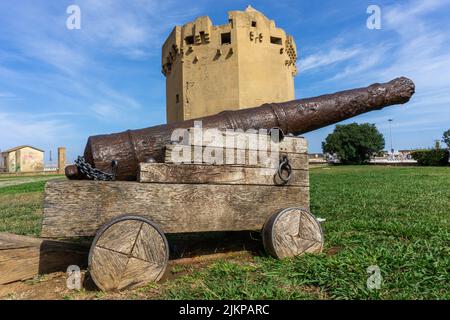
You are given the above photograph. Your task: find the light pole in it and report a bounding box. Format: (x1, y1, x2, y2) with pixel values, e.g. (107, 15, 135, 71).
(388, 119, 394, 155)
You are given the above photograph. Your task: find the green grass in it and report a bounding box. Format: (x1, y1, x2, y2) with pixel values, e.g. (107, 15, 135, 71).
(161, 166, 450, 300)
(0, 181, 48, 195)
(0, 175, 63, 236)
(0, 168, 449, 299)
(0, 191, 43, 236)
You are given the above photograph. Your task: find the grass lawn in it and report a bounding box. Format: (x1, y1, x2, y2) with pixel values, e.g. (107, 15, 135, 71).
(0, 167, 448, 299)
(0, 175, 63, 236)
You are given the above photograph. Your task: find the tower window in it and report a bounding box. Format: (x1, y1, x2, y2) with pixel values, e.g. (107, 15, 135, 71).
(221, 32, 231, 45)
(199, 31, 206, 44)
(176, 94, 180, 103)
(270, 36, 283, 45)
(251, 21, 257, 27)
(185, 36, 194, 45)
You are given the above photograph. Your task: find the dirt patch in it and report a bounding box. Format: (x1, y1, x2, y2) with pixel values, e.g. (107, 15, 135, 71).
(298, 285, 329, 299)
(326, 246, 343, 256)
(0, 272, 72, 300)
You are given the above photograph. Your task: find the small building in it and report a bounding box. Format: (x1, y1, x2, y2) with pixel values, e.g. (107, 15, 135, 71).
(308, 153, 326, 164)
(162, 6, 298, 123)
(1, 146, 44, 173)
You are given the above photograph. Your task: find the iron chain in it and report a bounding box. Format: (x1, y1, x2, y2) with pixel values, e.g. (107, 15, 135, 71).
(75, 156, 118, 181)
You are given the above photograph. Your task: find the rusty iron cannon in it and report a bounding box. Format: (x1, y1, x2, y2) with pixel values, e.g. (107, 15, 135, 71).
(66, 77, 415, 181)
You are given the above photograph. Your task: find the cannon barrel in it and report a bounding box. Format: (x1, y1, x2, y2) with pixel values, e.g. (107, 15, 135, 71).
(67, 77, 415, 180)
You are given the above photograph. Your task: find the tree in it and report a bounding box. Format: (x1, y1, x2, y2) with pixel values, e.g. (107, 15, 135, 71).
(443, 129, 450, 148)
(322, 123, 385, 164)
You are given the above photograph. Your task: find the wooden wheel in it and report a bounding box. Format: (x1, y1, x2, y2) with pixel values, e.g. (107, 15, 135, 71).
(263, 208, 324, 259)
(88, 215, 169, 292)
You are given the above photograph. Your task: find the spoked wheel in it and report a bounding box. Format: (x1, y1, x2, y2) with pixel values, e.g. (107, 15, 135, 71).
(89, 215, 169, 292)
(263, 207, 324, 259)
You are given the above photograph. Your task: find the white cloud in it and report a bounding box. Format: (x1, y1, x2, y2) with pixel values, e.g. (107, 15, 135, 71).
(26, 38, 89, 75)
(0, 111, 74, 148)
(304, 0, 450, 103)
(298, 0, 450, 151)
(384, 0, 450, 32)
(90, 104, 117, 120)
(73, 0, 201, 56)
(0, 0, 201, 130)
(328, 45, 389, 81)
(0, 64, 142, 122)
(300, 0, 450, 89)
(298, 47, 361, 72)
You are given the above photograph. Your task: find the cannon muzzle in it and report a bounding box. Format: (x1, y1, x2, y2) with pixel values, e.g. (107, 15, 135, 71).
(66, 77, 415, 180)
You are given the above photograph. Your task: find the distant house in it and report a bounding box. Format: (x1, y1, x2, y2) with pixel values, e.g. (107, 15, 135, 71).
(308, 153, 327, 164)
(1, 146, 44, 173)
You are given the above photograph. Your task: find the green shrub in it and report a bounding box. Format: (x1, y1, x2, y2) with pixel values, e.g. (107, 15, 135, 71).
(411, 149, 449, 166)
(322, 123, 385, 164)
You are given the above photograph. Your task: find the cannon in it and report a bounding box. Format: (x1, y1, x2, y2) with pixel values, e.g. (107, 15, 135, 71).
(66, 77, 415, 181)
(41, 77, 414, 292)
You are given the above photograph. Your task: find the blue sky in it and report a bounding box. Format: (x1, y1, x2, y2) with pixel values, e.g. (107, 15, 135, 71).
(1, 0, 450, 163)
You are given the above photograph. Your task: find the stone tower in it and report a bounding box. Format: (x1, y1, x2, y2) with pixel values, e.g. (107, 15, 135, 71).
(162, 6, 298, 123)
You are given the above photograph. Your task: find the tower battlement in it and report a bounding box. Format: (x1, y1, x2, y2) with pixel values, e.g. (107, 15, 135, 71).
(162, 6, 298, 123)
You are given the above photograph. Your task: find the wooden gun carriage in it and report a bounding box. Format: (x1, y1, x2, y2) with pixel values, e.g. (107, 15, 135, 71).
(41, 129, 324, 291)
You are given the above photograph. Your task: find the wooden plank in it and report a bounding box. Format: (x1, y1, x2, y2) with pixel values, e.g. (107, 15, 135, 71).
(180, 128, 307, 154)
(0, 233, 42, 249)
(164, 145, 308, 169)
(139, 163, 309, 187)
(0, 233, 88, 285)
(42, 180, 310, 238)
